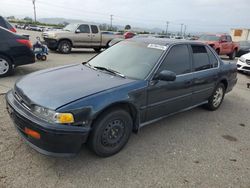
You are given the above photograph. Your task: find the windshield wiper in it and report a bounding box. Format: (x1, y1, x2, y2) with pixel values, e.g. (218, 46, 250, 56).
(94, 66, 126, 78)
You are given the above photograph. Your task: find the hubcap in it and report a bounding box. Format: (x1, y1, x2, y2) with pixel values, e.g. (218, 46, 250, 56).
(62, 43, 70, 52)
(213, 87, 223, 107)
(0, 58, 9, 75)
(101, 119, 125, 147)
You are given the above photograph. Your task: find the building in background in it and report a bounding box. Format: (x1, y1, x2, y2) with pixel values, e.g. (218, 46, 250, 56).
(230, 29, 250, 41)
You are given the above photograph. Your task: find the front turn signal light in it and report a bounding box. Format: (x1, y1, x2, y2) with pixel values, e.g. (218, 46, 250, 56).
(56, 113, 74, 124)
(24, 127, 41, 139)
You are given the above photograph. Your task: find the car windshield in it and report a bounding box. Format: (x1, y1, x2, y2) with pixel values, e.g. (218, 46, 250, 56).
(63, 24, 78, 31)
(88, 41, 166, 80)
(199, 35, 220, 41)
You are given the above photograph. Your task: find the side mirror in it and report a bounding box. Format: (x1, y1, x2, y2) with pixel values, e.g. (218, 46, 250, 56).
(75, 29, 81, 33)
(154, 70, 176, 81)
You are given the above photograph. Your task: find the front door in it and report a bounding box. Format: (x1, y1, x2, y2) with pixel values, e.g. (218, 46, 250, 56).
(73, 24, 92, 47)
(146, 44, 193, 122)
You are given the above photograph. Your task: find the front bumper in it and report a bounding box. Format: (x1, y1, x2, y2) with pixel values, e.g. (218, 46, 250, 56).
(6, 91, 90, 157)
(237, 59, 250, 72)
(43, 38, 58, 48)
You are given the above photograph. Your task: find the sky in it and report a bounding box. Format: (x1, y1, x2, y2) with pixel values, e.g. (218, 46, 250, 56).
(1, 0, 250, 33)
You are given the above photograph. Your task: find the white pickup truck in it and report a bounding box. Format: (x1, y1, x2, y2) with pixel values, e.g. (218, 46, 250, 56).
(42, 23, 122, 53)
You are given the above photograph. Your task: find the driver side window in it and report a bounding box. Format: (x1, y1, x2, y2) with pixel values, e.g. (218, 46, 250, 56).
(78, 24, 90, 33)
(158, 44, 191, 75)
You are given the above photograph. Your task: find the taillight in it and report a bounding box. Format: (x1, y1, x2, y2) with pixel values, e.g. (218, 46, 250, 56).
(10, 28, 16, 33)
(17, 39, 32, 49)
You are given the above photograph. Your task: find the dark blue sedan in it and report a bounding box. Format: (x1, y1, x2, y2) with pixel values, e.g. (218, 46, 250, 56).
(6, 38, 237, 157)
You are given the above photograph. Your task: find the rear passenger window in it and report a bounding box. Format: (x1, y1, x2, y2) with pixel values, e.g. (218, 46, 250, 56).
(91, 25, 99, 34)
(191, 45, 212, 71)
(78, 24, 90, 33)
(206, 47, 219, 67)
(159, 44, 191, 75)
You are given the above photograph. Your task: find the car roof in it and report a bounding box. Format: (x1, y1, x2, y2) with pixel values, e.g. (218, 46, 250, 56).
(129, 37, 205, 46)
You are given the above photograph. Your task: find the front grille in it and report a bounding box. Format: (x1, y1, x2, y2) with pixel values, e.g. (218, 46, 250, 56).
(242, 66, 250, 70)
(246, 60, 250, 65)
(14, 91, 31, 111)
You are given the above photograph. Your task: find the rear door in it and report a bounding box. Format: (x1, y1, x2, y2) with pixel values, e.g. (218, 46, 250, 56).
(190, 44, 219, 105)
(146, 44, 193, 121)
(73, 24, 92, 47)
(90, 25, 101, 47)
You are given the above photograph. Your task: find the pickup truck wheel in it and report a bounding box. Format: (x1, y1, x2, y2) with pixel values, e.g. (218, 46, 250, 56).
(88, 108, 133, 157)
(93, 48, 101, 52)
(205, 83, 225, 111)
(58, 40, 72, 54)
(0, 55, 13, 77)
(229, 50, 236, 60)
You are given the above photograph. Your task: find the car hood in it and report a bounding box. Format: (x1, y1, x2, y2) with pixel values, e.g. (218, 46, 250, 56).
(241, 52, 250, 59)
(14, 64, 136, 110)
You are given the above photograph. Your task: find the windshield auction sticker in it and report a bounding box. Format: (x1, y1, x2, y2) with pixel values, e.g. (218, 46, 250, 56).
(147, 44, 167, 51)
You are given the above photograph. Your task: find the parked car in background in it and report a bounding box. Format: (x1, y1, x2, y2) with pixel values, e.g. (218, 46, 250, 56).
(124, 31, 136, 39)
(236, 41, 250, 57)
(42, 23, 122, 53)
(0, 26, 35, 77)
(237, 52, 250, 73)
(0, 16, 16, 33)
(6, 38, 237, 157)
(198, 34, 239, 60)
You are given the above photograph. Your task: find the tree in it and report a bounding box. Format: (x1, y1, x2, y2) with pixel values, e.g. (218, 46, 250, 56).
(24, 17, 33, 22)
(125, 25, 131, 30)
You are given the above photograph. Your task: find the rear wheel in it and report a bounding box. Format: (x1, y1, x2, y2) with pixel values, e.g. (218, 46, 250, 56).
(229, 50, 236, 60)
(205, 83, 225, 111)
(58, 40, 72, 54)
(88, 108, 133, 157)
(41, 55, 47, 61)
(0, 55, 13, 77)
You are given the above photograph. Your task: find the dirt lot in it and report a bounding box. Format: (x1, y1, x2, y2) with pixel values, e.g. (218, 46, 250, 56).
(0, 30, 250, 188)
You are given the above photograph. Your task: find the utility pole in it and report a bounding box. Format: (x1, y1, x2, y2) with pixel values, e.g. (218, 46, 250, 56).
(32, 0, 37, 22)
(180, 23, 184, 36)
(183, 25, 187, 37)
(165, 21, 169, 36)
(110, 14, 113, 31)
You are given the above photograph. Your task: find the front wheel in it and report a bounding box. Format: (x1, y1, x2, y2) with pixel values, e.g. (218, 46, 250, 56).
(87, 108, 133, 157)
(58, 40, 72, 54)
(205, 83, 225, 111)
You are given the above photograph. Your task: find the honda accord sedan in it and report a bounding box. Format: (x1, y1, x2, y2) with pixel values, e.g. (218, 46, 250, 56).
(6, 38, 237, 157)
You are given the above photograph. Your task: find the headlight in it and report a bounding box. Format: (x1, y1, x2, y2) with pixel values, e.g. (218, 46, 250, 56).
(239, 57, 246, 63)
(33, 105, 74, 124)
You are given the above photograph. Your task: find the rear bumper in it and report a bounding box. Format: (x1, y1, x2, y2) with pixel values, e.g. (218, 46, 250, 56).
(13, 50, 35, 67)
(6, 91, 90, 157)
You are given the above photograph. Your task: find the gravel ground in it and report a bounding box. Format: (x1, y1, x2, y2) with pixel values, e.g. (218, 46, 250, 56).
(0, 30, 250, 188)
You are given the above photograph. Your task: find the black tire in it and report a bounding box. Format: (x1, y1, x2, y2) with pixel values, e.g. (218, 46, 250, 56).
(215, 49, 220, 55)
(41, 55, 47, 61)
(0, 55, 13, 77)
(205, 83, 225, 111)
(36, 54, 42, 60)
(58, 40, 72, 54)
(94, 48, 101, 52)
(87, 108, 133, 157)
(229, 50, 236, 60)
